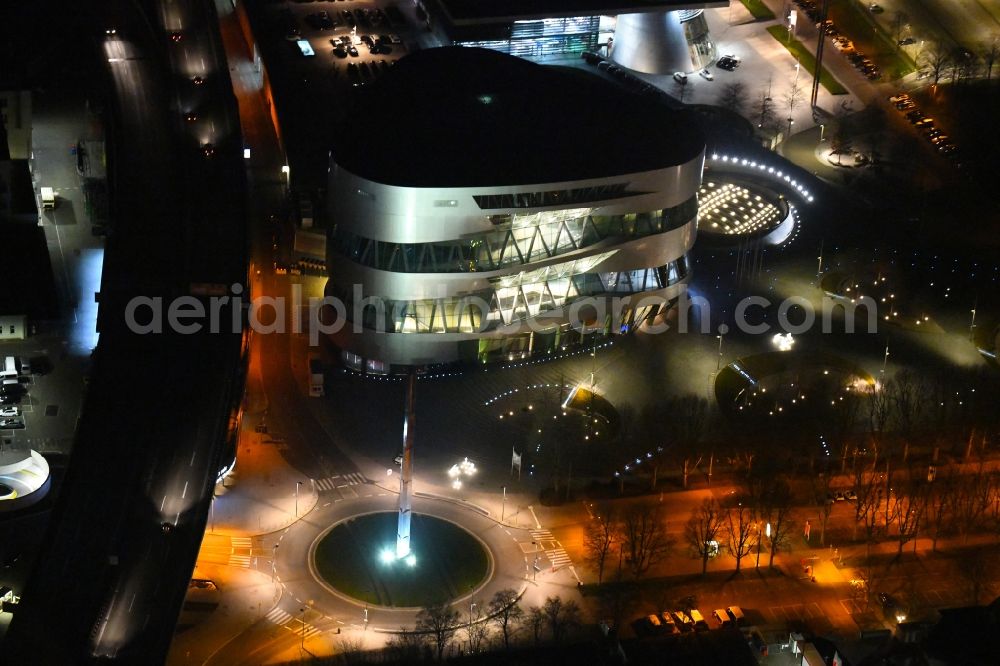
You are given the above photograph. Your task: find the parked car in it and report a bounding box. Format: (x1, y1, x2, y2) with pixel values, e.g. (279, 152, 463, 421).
(726, 606, 746, 626)
(699, 68, 714, 80)
(712, 609, 732, 627)
(834, 490, 846, 501)
(846, 489, 858, 500)
(690, 609, 710, 631)
(673, 71, 688, 84)
(647, 613, 662, 629)
(673, 610, 695, 631)
(717, 55, 739, 70)
(898, 37, 916, 46)
(660, 612, 680, 634)
(0, 407, 18, 418)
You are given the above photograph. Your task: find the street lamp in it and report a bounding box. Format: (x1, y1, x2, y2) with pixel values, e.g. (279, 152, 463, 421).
(716, 334, 724, 373)
(881, 340, 890, 375)
(295, 480, 302, 518)
(501, 486, 507, 524)
(969, 303, 977, 341)
(272, 543, 279, 583)
(755, 523, 761, 568)
(300, 607, 307, 650)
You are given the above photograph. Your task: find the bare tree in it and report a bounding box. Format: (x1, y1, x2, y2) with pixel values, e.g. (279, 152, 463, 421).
(954, 465, 993, 543)
(919, 43, 952, 86)
(783, 80, 805, 134)
(866, 383, 891, 461)
(716, 81, 748, 115)
(542, 596, 581, 643)
(754, 86, 776, 134)
(621, 504, 673, 579)
(526, 605, 545, 645)
(889, 473, 927, 557)
(488, 588, 524, 650)
(465, 599, 490, 654)
(925, 466, 955, 552)
(887, 370, 922, 462)
(812, 474, 834, 546)
(684, 498, 724, 575)
(982, 36, 1000, 79)
(415, 603, 461, 661)
(385, 627, 425, 661)
(724, 501, 756, 572)
(957, 548, 997, 605)
(584, 505, 618, 585)
(761, 478, 796, 569)
(664, 395, 709, 489)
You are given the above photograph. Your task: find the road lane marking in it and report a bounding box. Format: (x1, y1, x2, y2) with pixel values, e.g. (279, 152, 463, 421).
(160, 496, 166, 511)
(190, 450, 196, 466)
(528, 506, 542, 529)
(182, 481, 188, 499)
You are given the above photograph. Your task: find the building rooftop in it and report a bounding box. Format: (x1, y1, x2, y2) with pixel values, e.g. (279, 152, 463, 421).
(435, 0, 720, 24)
(332, 47, 704, 188)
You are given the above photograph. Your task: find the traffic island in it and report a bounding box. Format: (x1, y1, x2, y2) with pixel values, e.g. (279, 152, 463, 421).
(312, 512, 490, 607)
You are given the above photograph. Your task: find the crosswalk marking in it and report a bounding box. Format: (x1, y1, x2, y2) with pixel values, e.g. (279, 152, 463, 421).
(266, 607, 323, 639)
(315, 472, 367, 491)
(547, 548, 572, 567)
(228, 536, 252, 568)
(529, 529, 572, 568)
(266, 607, 292, 624)
(284, 619, 322, 639)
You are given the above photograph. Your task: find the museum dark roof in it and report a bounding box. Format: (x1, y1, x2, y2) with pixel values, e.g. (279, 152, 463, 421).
(331, 47, 705, 188)
(436, 0, 712, 24)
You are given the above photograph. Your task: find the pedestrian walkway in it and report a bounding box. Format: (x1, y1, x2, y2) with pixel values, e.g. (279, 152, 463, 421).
(228, 536, 253, 568)
(315, 472, 366, 491)
(529, 529, 574, 570)
(265, 606, 322, 639)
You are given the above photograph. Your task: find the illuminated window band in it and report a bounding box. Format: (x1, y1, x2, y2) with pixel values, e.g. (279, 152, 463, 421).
(331, 256, 689, 334)
(331, 196, 697, 274)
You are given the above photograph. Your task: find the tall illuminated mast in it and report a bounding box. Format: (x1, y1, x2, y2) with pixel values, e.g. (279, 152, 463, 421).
(396, 369, 416, 559)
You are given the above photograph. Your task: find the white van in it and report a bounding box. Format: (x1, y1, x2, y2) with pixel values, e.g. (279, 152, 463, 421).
(40, 187, 56, 210)
(1, 357, 17, 379)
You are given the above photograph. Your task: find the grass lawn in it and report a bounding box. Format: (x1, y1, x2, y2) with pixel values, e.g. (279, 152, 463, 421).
(314, 512, 489, 607)
(739, 0, 776, 20)
(766, 26, 849, 95)
(827, 0, 915, 80)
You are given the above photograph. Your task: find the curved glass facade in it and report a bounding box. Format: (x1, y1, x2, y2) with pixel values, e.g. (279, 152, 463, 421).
(331, 195, 698, 274)
(329, 255, 689, 334)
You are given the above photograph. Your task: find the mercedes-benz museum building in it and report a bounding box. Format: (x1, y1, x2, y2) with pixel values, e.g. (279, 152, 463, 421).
(325, 47, 705, 372)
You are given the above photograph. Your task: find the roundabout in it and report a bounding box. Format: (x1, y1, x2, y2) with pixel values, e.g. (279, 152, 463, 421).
(311, 511, 491, 608)
(272, 492, 531, 632)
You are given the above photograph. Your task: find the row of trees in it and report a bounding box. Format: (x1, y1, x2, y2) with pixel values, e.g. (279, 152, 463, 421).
(384, 590, 582, 661)
(584, 504, 674, 584)
(616, 365, 1000, 495)
(918, 39, 1000, 86)
(684, 476, 796, 575)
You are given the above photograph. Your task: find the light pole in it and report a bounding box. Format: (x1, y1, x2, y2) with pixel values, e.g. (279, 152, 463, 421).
(755, 522, 762, 569)
(765, 522, 772, 568)
(295, 480, 302, 518)
(817, 240, 824, 278)
(271, 543, 279, 583)
(501, 486, 507, 524)
(969, 302, 977, 341)
(881, 340, 890, 375)
(363, 605, 369, 631)
(819, 123, 826, 142)
(300, 607, 306, 650)
(716, 334, 724, 372)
